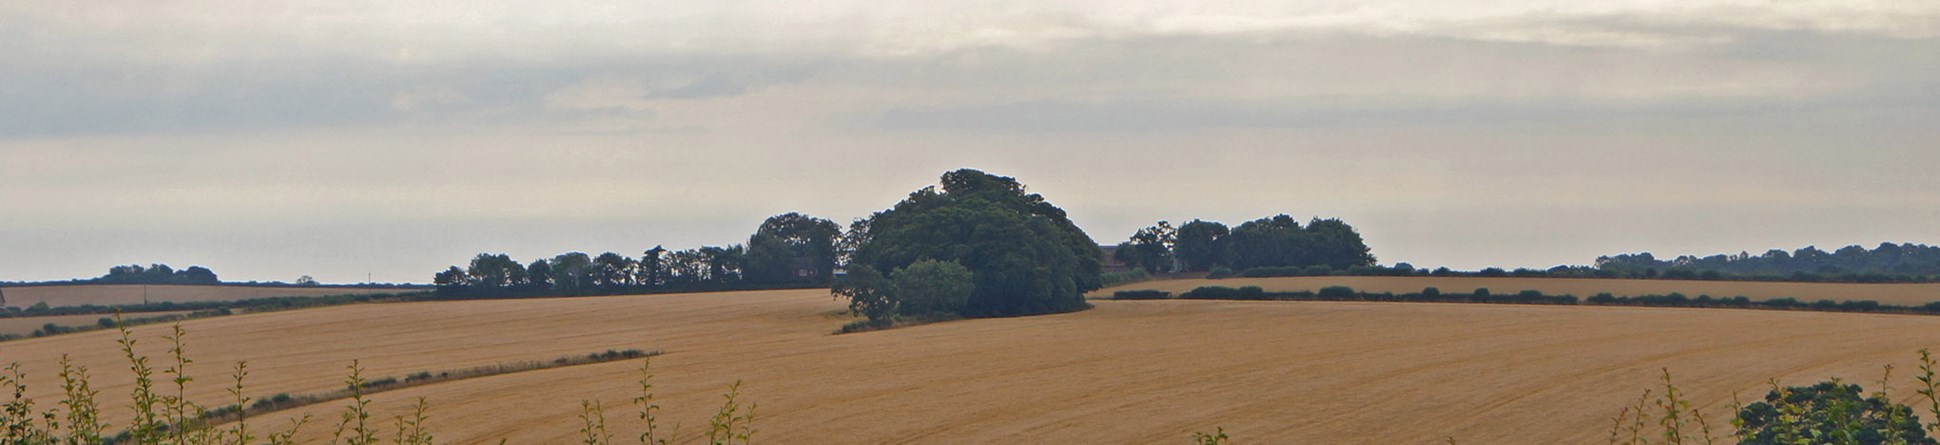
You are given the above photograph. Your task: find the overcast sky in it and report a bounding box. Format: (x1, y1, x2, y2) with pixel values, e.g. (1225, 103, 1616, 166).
(3, 1, 1937, 283)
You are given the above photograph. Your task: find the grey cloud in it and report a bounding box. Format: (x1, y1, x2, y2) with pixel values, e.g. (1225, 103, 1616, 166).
(0, 47, 821, 138)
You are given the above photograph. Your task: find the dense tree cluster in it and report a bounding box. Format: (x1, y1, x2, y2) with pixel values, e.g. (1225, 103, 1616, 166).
(431, 213, 840, 296)
(94, 264, 220, 285)
(839, 169, 1102, 321)
(1595, 243, 1940, 282)
(1116, 216, 1376, 274)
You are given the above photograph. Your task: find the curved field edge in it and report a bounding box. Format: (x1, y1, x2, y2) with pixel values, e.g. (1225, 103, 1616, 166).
(1098, 276, 1940, 306)
(7, 288, 1940, 443)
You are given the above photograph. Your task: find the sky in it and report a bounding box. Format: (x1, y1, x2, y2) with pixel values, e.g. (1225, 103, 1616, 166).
(2, 0, 1938, 283)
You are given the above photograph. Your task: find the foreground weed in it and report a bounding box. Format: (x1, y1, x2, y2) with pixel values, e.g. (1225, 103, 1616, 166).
(633, 358, 677, 445)
(59, 355, 105, 444)
(228, 360, 252, 445)
(3, 362, 55, 444)
(579, 400, 612, 445)
(1190, 427, 1229, 445)
(331, 360, 379, 445)
(115, 313, 165, 443)
(1920, 349, 1940, 434)
(707, 380, 755, 445)
(392, 397, 433, 445)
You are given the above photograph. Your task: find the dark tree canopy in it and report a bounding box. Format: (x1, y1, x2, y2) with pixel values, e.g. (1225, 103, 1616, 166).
(1596, 242, 1940, 281)
(95, 264, 221, 285)
(1116, 215, 1375, 274)
(745, 212, 841, 284)
(1172, 219, 1230, 272)
(846, 169, 1102, 318)
(1114, 221, 1175, 274)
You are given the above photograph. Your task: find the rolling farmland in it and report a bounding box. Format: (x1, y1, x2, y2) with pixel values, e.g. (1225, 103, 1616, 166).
(1102, 276, 1940, 306)
(0, 284, 420, 307)
(5, 286, 1940, 443)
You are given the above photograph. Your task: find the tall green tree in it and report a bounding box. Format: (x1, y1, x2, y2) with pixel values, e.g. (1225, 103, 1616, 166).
(1304, 218, 1376, 269)
(1173, 219, 1230, 271)
(551, 252, 593, 291)
(594, 252, 636, 287)
(467, 253, 523, 287)
(843, 169, 1101, 318)
(1114, 221, 1175, 274)
(525, 259, 553, 288)
(744, 213, 841, 284)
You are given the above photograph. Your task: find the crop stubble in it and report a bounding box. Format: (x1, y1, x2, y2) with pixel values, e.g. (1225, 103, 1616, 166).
(3, 286, 1938, 444)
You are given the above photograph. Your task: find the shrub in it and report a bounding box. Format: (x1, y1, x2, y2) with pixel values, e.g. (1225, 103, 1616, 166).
(1735, 380, 1935, 444)
(1237, 286, 1266, 300)
(1421, 287, 1440, 297)
(1473, 288, 1491, 297)
(1516, 290, 1544, 299)
(1587, 293, 1617, 304)
(1111, 290, 1171, 300)
(1317, 286, 1356, 298)
(891, 259, 974, 317)
(1303, 265, 1333, 276)
(1098, 269, 1153, 288)
(1207, 266, 1234, 279)
(1182, 286, 1240, 299)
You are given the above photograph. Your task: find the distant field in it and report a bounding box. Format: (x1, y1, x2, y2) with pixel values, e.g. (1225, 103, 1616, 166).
(0, 311, 193, 336)
(7, 288, 1940, 443)
(0, 284, 418, 307)
(1101, 276, 1940, 306)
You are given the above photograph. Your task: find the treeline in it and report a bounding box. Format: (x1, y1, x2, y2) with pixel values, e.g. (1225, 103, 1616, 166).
(1183, 242, 1940, 284)
(431, 212, 842, 297)
(1, 263, 421, 289)
(1111, 215, 1376, 275)
(1593, 243, 1940, 282)
(1116, 285, 1940, 316)
(96, 263, 219, 284)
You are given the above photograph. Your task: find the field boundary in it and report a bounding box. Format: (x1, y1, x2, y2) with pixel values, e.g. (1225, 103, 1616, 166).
(189, 349, 660, 432)
(1114, 285, 1940, 317)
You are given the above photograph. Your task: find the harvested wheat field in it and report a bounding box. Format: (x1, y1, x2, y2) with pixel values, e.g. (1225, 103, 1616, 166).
(6, 287, 1940, 444)
(1104, 276, 1940, 306)
(0, 284, 420, 307)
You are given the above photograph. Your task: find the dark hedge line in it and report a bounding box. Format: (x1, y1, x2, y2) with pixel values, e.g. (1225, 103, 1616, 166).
(1125, 285, 1940, 316)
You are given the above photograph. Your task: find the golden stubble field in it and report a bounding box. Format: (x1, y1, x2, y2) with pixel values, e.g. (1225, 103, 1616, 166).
(1, 284, 418, 307)
(5, 286, 1940, 444)
(1105, 276, 1940, 306)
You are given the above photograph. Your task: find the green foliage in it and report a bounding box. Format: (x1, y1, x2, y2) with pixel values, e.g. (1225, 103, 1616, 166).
(745, 212, 841, 284)
(1174, 220, 1231, 272)
(833, 265, 897, 323)
(1191, 427, 1230, 444)
(1099, 269, 1154, 288)
(846, 169, 1101, 318)
(891, 260, 974, 317)
(332, 360, 379, 445)
(1735, 379, 1934, 444)
(1111, 290, 1172, 300)
(1221, 215, 1375, 271)
(1317, 286, 1356, 298)
(579, 399, 612, 445)
(707, 381, 756, 445)
(1116, 221, 1176, 274)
